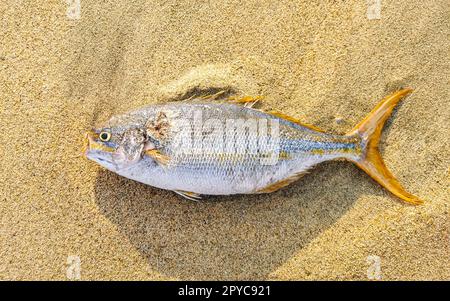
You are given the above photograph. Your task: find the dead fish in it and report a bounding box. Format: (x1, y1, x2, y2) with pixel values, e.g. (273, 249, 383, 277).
(83, 89, 422, 204)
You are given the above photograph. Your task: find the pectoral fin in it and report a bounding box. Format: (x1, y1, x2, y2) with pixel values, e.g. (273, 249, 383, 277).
(144, 149, 171, 167)
(174, 190, 202, 201)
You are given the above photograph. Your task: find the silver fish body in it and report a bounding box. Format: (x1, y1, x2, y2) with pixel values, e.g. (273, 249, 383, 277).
(86, 101, 361, 195)
(85, 89, 423, 204)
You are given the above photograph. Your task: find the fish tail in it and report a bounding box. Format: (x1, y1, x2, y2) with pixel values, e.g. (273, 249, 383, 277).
(346, 88, 423, 205)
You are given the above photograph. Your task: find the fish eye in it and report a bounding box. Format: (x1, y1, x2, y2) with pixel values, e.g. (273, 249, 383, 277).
(99, 131, 111, 142)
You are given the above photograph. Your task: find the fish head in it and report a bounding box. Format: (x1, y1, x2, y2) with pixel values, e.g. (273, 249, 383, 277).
(83, 114, 153, 171)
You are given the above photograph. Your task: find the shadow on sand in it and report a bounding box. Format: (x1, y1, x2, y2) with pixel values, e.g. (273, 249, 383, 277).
(94, 161, 368, 280)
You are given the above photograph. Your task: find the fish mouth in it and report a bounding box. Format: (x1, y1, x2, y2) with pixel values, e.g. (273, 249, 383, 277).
(81, 131, 93, 157)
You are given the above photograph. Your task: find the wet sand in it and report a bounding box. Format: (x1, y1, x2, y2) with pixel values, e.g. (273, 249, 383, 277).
(0, 1, 449, 280)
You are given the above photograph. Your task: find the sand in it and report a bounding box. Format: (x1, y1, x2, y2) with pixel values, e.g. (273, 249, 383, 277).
(0, 0, 449, 280)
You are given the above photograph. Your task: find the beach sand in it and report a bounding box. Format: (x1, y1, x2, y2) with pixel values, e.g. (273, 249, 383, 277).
(0, 0, 449, 280)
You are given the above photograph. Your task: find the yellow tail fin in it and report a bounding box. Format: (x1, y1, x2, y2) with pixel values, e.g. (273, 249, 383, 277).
(347, 89, 423, 205)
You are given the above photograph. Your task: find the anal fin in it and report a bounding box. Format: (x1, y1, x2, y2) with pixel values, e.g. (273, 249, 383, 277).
(256, 171, 309, 193)
(144, 149, 170, 167)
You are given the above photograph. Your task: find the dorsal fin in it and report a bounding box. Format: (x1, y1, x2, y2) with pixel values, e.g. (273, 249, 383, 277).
(264, 110, 326, 133)
(227, 95, 264, 108)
